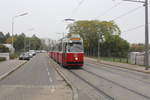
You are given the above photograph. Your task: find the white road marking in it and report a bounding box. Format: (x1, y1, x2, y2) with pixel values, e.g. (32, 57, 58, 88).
(46, 67, 54, 93)
(49, 78, 53, 82)
(48, 72, 50, 76)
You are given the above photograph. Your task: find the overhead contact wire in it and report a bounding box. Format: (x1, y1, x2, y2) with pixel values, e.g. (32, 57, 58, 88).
(122, 23, 150, 33)
(96, 2, 123, 19)
(70, 0, 85, 18)
(112, 6, 143, 21)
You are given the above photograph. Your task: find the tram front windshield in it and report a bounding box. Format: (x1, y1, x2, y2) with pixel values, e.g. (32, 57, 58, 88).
(67, 42, 83, 53)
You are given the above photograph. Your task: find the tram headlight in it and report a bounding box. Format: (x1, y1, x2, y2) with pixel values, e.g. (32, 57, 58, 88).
(75, 57, 78, 60)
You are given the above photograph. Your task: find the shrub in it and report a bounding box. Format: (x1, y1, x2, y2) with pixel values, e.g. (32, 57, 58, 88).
(10, 53, 18, 59)
(0, 57, 6, 61)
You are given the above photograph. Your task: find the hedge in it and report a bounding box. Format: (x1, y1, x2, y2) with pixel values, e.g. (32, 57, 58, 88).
(0, 57, 6, 61)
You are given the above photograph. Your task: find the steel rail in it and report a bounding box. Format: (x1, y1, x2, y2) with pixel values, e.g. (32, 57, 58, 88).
(85, 63, 150, 85)
(68, 70, 114, 100)
(82, 66, 150, 100)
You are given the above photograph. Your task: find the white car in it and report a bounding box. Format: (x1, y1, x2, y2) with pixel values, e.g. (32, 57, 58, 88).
(29, 50, 36, 56)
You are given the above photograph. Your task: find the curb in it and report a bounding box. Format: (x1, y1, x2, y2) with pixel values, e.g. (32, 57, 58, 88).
(49, 59, 78, 100)
(101, 62, 150, 74)
(86, 57, 150, 74)
(0, 61, 27, 81)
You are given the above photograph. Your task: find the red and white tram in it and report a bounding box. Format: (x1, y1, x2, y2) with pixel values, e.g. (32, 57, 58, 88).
(49, 34, 84, 67)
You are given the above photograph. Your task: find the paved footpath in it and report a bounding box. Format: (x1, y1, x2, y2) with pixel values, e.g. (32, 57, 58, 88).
(0, 59, 26, 80)
(86, 57, 150, 74)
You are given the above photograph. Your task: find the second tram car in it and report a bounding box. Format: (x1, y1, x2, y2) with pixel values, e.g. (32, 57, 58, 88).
(49, 34, 84, 67)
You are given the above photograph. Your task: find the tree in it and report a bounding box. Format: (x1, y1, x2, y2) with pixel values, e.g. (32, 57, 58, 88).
(68, 20, 129, 57)
(5, 32, 10, 39)
(14, 33, 25, 51)
(0, 31, 44, 52)
(40, 39, 49, 50)
(30, 35, 41, 50)
(5, 37, 12, 44)
(0, 32, 5, 43)
(68, 20, 120, 48)
(101, 35, 130, 57)
(130, 43, 144, 52)
(0, 44, 9, 52)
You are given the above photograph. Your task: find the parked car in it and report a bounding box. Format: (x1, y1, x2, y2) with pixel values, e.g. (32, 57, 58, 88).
(29, 50, 36, 56)
(41, 50, 47, 53)
(19, 53, 30, 60)
(26, 52, 33, 58)
(36, 50, 41, 53)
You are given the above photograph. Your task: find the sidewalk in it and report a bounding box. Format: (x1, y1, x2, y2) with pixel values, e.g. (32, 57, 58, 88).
(85, 57, 150, 74)
(0, 59, 27, 80)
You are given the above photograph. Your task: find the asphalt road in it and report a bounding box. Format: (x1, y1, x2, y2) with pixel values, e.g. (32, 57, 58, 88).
(0, 53, 58, 86)
(0, 53, 72, 100)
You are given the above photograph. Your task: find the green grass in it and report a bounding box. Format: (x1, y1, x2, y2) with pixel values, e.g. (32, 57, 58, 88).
(87, 56, 130, 64)
(101, 57, 130, 63)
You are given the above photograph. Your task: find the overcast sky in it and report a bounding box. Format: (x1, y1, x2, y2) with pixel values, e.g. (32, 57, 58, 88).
(0, 0, 149, 43)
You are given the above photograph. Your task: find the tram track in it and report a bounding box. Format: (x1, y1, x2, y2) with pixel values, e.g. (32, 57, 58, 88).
(85, 60, 150, 78)
(80, 65, 150, 100)
(84, 62, 150, 85)
(68, 69, 114, 100)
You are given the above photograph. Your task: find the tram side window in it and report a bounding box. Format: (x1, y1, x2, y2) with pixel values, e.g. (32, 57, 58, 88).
(58, 43, 62, 51)
(63, 43, 67, 53)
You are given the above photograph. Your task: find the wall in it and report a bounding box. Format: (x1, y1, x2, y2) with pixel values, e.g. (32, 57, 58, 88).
(0, 53, 9, 60)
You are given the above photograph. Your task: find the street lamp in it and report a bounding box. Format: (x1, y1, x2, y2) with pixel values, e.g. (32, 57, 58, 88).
(12, 12, 28, 49)
(64, 18, 75, 22)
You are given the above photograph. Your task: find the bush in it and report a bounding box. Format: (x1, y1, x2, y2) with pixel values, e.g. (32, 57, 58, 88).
(0, 45, 9, 53)
(0, 57, 6, 61)
(10, 53, 18, 59)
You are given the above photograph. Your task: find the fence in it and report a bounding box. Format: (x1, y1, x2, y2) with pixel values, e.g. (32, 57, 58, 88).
(129, 52, 147, 66)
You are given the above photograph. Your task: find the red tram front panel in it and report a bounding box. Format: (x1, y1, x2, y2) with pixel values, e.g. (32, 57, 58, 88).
(62, 53, 84, 66)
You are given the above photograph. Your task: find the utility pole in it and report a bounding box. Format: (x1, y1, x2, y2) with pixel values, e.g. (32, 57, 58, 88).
(123, 0, 149, 70)
(145, 0, 149, 70)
